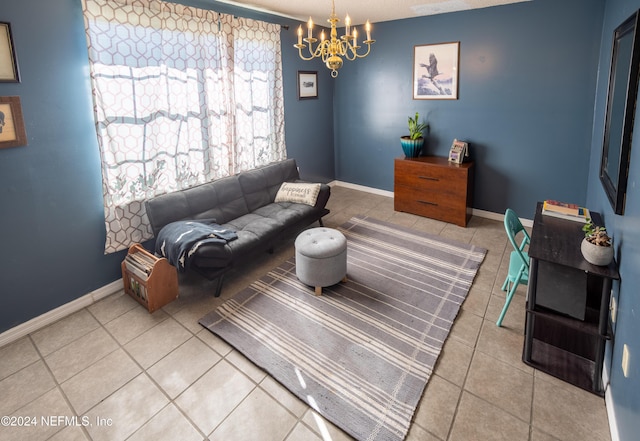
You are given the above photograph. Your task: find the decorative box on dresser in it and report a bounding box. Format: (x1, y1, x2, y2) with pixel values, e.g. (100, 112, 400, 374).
(394, 156, 474, 227)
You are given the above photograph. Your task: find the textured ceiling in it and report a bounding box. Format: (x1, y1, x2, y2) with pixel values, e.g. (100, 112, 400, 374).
(215, 0, 530, 25)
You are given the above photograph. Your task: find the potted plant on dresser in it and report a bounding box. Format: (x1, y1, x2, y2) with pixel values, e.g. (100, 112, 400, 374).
(581, 218, 614, 266)
(400, 112, 428, 158)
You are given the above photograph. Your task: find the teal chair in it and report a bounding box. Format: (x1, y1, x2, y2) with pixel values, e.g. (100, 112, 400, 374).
(497, 209, 530, 327)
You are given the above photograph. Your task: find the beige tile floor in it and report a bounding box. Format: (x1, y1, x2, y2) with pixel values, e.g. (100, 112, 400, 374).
(0, 186, 611, 441)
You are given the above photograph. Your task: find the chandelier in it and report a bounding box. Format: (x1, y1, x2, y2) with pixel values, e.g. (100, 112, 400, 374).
(294, 0, 375, 77)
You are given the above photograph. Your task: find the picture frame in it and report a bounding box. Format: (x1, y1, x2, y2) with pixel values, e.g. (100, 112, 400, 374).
(413, 42, 459, 100)
(599, 10, 640, 215)
(297, 71, 318, 100)
(0, 96, 28, 148)
(0, 22, 20, 83)
(448, 139, 468, 164)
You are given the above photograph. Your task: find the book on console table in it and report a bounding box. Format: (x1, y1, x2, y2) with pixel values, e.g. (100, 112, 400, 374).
(542, 200, 590, 223)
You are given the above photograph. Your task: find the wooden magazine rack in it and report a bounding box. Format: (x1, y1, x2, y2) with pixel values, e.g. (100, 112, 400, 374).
(121, 243, 178, 313)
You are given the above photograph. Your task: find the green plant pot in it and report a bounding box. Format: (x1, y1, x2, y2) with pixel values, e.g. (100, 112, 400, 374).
(400, 137, 424, 158)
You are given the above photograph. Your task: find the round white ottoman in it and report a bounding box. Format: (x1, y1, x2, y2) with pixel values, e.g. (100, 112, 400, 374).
(295, 227, 347, 296)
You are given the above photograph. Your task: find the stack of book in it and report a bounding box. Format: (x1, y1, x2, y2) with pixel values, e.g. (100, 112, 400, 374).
(542, 200, 590, 223)
(121, 243, 178, 312)
(124, 251, 156, 301)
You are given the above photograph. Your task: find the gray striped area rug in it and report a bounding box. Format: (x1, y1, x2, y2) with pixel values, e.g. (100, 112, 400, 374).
(199, 215, 486, 441)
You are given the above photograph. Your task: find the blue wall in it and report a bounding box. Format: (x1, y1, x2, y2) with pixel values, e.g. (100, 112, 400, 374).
(586, 0, 640, 439)
(281, 29, 336, 183)
(0, 0, 124, 331)
(333, 0, 604, 220)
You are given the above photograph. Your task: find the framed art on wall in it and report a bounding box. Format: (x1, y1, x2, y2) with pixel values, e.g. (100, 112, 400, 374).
(413, 42, 459, 100)
(0, 96, 27, 148)
(297, 71, 318, 100)
(0, 22, 20, 82)
(599, 10, 640, 215)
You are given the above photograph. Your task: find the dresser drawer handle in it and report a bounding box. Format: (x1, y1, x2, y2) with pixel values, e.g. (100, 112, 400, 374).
(418, 200, 438, 206)
(418, 176, 439, 181)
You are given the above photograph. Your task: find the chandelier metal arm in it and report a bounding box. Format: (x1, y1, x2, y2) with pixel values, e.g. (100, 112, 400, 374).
(343, 40, 374, 60)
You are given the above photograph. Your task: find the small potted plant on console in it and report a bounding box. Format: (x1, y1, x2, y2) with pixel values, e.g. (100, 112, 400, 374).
(400, 112, 428, 158)
(581, 218, 613, 266)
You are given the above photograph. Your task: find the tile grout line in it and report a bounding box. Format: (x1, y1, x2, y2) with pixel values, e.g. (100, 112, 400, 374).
(108, 312, 212, 441)
(26, 332, 93, 441)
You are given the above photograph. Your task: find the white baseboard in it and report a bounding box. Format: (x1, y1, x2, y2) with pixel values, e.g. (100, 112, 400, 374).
(330, 180, 534, 227)
(0, 280, 122, 348)
(330, 180, 394, 198)
(603, 363, 619, 441)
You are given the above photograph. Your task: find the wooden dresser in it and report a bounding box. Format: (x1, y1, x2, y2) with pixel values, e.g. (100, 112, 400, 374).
(394, 156, 474, 227)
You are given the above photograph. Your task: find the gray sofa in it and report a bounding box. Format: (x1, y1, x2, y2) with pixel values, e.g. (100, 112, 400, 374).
(144, 159, 330, 296)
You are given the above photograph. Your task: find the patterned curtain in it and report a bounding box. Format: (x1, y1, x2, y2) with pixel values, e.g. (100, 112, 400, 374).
(82, 0, 286, 253)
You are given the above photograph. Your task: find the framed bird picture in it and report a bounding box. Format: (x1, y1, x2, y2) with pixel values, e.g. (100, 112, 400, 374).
(413, 42, 459, 100)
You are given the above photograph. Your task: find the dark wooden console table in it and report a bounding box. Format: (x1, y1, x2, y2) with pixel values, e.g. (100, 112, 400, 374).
(523, 202, 619, 396)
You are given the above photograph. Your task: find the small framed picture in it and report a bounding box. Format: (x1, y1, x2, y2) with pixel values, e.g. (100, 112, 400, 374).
(0, 22, 20, 82)
(297, 71, 318, 100)
(413, 42, 459, 100)
(0, 96, 28, 148)
(448, 139, 468, 164)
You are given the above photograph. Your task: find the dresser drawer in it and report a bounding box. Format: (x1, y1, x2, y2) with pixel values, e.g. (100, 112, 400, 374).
(395, 158, 462, 182)
(394, 169, 467, 198)
(395, 184, 469, 226)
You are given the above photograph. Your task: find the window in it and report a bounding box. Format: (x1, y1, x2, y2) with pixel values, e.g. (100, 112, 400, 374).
(83, 0, 285, 253)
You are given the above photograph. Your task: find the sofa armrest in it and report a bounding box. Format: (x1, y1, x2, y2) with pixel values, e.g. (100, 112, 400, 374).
(318, 183, 331, 209)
